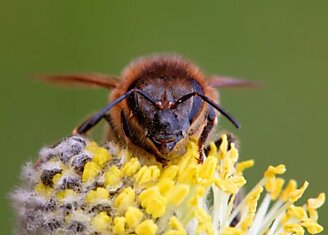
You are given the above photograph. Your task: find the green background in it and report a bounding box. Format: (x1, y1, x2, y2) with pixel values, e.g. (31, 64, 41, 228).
(1, 1, 327, 233)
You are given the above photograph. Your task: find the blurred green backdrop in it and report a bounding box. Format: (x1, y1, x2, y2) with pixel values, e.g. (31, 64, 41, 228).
(1, 1, 327, 233)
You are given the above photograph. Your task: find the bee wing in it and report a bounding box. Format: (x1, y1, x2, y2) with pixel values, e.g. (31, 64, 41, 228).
(38, 74, 119, 89)
(208, 76, 263, 88)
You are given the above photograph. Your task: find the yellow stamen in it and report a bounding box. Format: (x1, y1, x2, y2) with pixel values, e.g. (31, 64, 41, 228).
(85, 187, 109, 205)
(135, 219, 158, 235)
(301, 219, 324, 234)
(289, 181, 309, 202)
(264, 164, 286, 178)
(91, 211, 111, 233)
(236, 160, 254, 174)
(125, 207, 144, 229)
(34, 183, 53, 197)
(122, 157, 141, 176)
(82, 162, 100, 182)
(283, 223, 304, 235)
(307, 193, 325, 209)
(105, 165, 123, 187)
(280, 179, 297, 202)
(139, 186, 167, 218)
(112, 217, 126, 234)
(91, 146, 111, 168)
(114, 187, 136, 213)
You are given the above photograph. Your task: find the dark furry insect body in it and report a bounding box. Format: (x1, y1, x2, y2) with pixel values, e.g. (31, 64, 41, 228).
(45, 54, 253, 163)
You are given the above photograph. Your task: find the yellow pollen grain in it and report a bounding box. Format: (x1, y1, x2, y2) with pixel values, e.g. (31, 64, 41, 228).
(112, 217, 126, 234)
(283, 223, 304, 235)
(220, 157, 234, 179)
(177, 142, 198, 178)
(166, 216, 186, 234)
(114, 187, 135, 213)
(91, 211, 111, 233)
(264, 164, 286, 178)
(197, 156, 217, 180)
(280, 179, 297, 201)
(85, 141, 99, 153)
(139, 186, 166, 218)
(287, 205, 307, 220)
(158, 178, 175, 195)
(82, 162, 100, 182)
(307, 193, 325, 209)
(160, 165, 179, 181)
(289, 181, 309, 202)
(135, 165, 160, 185)
(307, 207, 319, 221)
(207, 142, 217, 158)
(178, 166, 196, 185)
(215, 176, 246, 194)
(246, 186, 263, 210)
(266, 177, 285, 200)
(301, 219, 324, 234)
(85, 187, 109, 204)
(166, 184, 189, 206)
(227, 143, 239, 163)
(125, 207, 144, 229)
(52, 173, 62, 185)
(135, 219, 158, 235)
(34, 183, 53, 197)
(218, 134, 228, 160)
(105, 165, 122, 187)
(56, 189, 77, 201)
(236, 160, 254, 174)
(122, 157, 141, 176)
(92, 147, 111, 168)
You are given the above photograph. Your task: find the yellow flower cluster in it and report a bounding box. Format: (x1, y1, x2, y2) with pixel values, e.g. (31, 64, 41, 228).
(11, 135, 325, 235)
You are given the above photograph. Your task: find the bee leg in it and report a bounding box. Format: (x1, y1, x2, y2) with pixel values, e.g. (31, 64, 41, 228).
(197, 106, 216, 163)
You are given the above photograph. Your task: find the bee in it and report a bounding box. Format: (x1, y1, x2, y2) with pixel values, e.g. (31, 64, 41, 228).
(44, 54, 254, 163)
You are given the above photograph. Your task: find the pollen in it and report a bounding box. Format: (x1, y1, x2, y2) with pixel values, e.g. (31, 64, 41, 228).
(56, 189, 78, 202)
(85, 187, 109, 205)
(34, 183, 53, 197)
(125, 207, 144, 229)
(134, 165, 161, 185)
(308, 192, 325, 209)
(114, 187, 136, 213)
(91, 211, 112, 233)
(139, 186, 167, 218)
(164, 216, 186, 235)
(135, 219, 158, 235)
(105, 165, 122, 187)
(122, 157, 141, 176)
(82, 161, 100, 182)
(11, 134, 325, 234)
(91, 146, 111, 168)
(113, 217, 126, 234)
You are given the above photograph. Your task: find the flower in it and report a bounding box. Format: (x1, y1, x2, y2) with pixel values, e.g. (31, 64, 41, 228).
(11, 135, 324, 234)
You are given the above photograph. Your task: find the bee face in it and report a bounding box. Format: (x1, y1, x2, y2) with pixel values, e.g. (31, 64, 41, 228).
(44, 54, 252, 163)
(126, 76, 199, 156)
